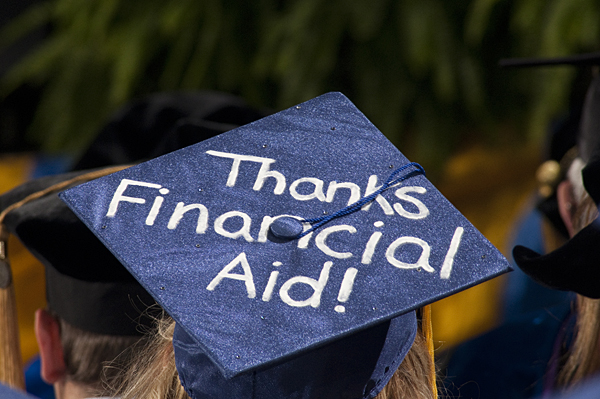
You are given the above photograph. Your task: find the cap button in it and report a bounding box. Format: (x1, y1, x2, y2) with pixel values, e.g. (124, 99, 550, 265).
(270, 217, 303, 239)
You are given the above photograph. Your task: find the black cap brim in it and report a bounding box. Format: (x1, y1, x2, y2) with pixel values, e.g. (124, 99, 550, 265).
(500, 52, 600, 68)
(513, 218, 600, 299)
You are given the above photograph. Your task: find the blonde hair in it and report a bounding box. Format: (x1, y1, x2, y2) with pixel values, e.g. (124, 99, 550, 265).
(113, 314, 436, 399)
(112, 317, 188, 399)
(557, 193, 600, 388)
(377, 320, 436, 399)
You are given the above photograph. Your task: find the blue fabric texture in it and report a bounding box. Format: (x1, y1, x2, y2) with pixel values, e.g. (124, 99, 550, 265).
(60, 92, 511, 398)
(544, 375, 600, 399)
(444, 303, 573, 399)
(504, 206, 574, 320)
(0, 383, 38, 399)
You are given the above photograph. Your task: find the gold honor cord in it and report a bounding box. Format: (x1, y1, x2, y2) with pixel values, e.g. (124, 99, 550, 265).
(0, 165, 129, 389)
(422, 304, 437, 398)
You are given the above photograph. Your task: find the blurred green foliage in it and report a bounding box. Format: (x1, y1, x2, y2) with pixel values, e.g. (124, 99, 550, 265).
(1, 0, 599, 173)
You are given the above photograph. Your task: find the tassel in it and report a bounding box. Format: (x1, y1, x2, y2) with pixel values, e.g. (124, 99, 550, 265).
(422, 304, 437, 398)
(0, 227, 24, 389)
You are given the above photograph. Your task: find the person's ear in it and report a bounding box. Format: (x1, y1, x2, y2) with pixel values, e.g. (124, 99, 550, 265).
(556, 180, 576, 238)
(34, 308, 66, 384)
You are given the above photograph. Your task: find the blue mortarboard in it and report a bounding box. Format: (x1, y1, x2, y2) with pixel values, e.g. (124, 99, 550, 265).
(60, 92, 511, 398)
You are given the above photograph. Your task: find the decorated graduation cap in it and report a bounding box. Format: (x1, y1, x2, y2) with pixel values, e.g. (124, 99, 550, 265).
(510, 52, 600, 298)
(0, 168, 158, 335)
(60, 92, 511, 398)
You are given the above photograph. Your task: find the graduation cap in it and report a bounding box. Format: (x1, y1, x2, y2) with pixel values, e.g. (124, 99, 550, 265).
(71, 91, 270, 171)
(60, 92, 511, 398)
(499, 52, 600, 68)
(510, 52, 600, 298)
(500, 52, 600, 163)
(500, 53, 600, 238)
(0, 167, 158, 336)
(513, 144, 600, 299)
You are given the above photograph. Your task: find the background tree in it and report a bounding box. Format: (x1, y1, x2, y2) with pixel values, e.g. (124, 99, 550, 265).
(1, 0, 599, 177)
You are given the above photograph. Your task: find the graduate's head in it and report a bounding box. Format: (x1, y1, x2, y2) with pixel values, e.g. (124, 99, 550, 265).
(0, 169, 159, 397)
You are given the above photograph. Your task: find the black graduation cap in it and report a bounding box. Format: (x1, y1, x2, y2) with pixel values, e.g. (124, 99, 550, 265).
(513, 145, 600, 299)
(71, 91, 271, 171)
(510, 52, 600, 298)
(0, 91, 269, 337)
(500, 52, 600, 163)
(60, 92, 511, 398)
(0, 168, 159, 335)
(500, 52, 600, 238)
(499, 52, 600, 68)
